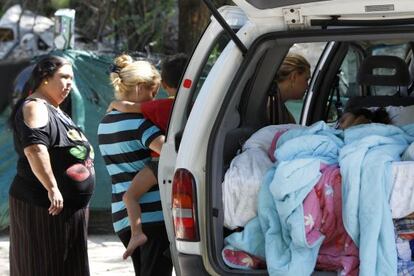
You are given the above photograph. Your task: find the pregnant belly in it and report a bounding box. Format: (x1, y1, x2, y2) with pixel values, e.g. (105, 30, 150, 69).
(66, 163, 90, 182)
(57, 162, 95, 208)
(64, 162, 95, 194)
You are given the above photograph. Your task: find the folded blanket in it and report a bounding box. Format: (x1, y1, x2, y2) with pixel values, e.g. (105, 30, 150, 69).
(396, 236, 414, 276)
(305, 165, 358, 276)
(226, 121, 345, 276)
(224, 122, 414, 276)
(223, 148, 273, 229)
(222, 245, 266, 270)
(390, 161, 414, 219)
(223, 124, 300, 229)
(340, 123, 414, 276)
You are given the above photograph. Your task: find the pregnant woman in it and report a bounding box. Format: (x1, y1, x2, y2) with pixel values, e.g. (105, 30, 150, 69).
(8, 55, 95, 276)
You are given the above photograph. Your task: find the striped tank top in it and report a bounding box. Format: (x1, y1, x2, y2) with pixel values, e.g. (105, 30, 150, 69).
(98, 111, 164, 234)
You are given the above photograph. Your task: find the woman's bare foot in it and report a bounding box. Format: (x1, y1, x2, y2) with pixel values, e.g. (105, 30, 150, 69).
(123, 233, 148, 259)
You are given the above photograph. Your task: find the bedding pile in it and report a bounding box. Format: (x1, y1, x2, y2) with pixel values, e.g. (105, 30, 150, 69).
(222, 121, 414, 275)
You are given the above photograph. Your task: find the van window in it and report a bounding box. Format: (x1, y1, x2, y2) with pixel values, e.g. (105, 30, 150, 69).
(189, 33, 231, 109)
(325, 45, 363, 124)
(286, 42, 326, 122)
(369, 43, 410, 96)
(172, 32, 232, 150)
(371, 43, 409, 59)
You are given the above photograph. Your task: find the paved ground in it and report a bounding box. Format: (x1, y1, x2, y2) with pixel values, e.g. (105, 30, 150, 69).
(0, 211, 175, 275)
(0, 234, 135, 275)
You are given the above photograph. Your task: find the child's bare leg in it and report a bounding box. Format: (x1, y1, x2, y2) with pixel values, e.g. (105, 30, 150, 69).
(122, 165, 157, 259)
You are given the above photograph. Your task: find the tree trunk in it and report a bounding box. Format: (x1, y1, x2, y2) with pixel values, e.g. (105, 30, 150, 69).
(178, 0, 234, 54)
(178, 0, 209, 54)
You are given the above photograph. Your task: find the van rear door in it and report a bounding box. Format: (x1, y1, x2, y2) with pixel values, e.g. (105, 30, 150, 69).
(157, 5, 247, 273)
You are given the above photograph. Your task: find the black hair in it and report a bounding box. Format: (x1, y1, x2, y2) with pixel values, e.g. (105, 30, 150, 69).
(161, 53, 188, 89)
(8, 55, 71, 130)
(351, 107, 391, 124)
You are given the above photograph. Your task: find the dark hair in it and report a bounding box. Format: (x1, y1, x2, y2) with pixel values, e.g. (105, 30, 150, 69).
(9, 55, 71, 130)
(351, 107, 391, 124)
(161, 53, 188, 89)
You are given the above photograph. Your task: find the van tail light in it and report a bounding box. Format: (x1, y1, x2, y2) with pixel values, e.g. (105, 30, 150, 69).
(172, 168, 199, 241)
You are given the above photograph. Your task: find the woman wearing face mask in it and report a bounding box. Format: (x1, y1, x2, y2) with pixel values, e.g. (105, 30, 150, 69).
(97, 54, 172, 276)
(8, 55, 95, 276)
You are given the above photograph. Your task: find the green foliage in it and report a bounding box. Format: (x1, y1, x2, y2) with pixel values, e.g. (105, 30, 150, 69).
(51, 0, 70, 9)
(110, 0, 176, 52)
(0, 0, 177, 53)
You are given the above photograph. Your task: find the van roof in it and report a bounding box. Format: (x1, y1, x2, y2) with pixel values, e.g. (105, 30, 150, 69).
(234, 0, 414, 27)
(245, 0, 330, 9)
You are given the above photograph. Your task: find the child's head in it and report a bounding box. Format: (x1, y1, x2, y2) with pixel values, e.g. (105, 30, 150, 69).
(338, 107, 390, 129)
(161, 53, 188, 96)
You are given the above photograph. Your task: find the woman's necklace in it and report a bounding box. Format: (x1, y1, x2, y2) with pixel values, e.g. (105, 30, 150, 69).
(55, 107, 75, 127)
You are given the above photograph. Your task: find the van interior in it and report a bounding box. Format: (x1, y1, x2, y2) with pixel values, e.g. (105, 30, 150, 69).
(205, 26, 414, 274)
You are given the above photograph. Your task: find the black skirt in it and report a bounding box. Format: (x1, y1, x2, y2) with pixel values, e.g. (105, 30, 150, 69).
(9, 195, 90, 276)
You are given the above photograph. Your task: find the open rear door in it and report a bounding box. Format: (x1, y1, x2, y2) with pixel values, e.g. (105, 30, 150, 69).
(157, 4, 247, 274)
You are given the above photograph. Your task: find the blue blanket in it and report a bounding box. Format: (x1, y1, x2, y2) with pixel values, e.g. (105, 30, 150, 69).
(225, 122, 414, 276)
(340, 123, 414, 276)
(226, 121, 343, 275)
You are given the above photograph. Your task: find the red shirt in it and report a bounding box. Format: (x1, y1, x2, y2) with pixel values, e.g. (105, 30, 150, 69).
(141, 98, 174, 132)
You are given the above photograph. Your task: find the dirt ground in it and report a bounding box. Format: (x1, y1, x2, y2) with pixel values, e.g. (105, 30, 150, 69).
(0, 234, 135, 275)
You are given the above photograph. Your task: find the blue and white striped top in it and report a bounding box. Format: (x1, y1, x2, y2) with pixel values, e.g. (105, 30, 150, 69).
(97, 111, 164, 234)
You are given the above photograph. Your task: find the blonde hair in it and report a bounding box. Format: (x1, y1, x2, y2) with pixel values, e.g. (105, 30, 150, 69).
(276, 53, 310, 82)
(110, 54, 161, 100)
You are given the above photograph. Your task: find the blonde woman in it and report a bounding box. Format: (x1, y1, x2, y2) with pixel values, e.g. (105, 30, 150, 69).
(97, 54, 172, 276)
(273, 53, 311, 123)
(106, 54, 188, 260)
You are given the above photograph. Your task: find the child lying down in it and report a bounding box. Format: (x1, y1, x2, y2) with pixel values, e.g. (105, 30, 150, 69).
(337, 107, 390, 129)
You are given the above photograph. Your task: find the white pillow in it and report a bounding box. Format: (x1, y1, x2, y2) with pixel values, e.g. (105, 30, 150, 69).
(386, 105, 414, 126)
(242, 124, 300, 152)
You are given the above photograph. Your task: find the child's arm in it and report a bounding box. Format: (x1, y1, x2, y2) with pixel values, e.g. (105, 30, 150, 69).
(148, 135, 165, 154)
(107, 100, 142, 113)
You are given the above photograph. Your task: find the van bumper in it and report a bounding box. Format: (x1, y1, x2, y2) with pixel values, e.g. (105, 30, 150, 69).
(177, 253, 209, 276)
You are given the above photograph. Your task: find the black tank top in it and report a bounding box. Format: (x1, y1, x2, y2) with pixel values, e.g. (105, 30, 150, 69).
(9, 99, 95, 209)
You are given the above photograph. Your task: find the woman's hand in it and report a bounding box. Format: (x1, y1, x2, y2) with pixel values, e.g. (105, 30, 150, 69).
(48, 187, 64, 215)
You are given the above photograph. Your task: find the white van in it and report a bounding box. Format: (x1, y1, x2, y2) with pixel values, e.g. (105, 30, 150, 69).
(158, 1, 414, 275)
